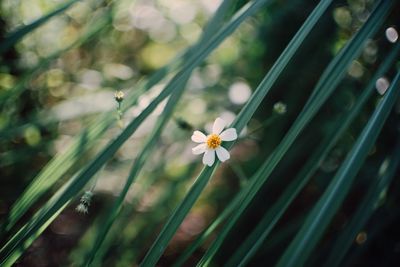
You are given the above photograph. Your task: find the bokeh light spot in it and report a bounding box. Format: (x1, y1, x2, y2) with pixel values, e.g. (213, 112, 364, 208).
(333, 7, 352, 29)
(0, 73, 15, 90)
(375, 77, 390, 95)
(24, 125, 41, 146)
(191, 98, 206, 114)
(132, 5, 164, 30)
(356, 232, 367, 245)
(78, 69, 103, 90)
(347, 60, 364, 79)
(46, 69, 65, 88)
(149, 20, 177, 43)
(200, 0, 223, 14)
(103, 63, 134, 80)
(180, 22, 202, 43)
(229, 81, 251, 105)
(213, 38, 240, 65)
(167, 1, 197, 25)
(141, 43, 176, 69)
(385, 27, 398, 43)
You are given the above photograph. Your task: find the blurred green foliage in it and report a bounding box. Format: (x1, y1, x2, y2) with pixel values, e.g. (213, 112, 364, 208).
(1, 0, 400, 266)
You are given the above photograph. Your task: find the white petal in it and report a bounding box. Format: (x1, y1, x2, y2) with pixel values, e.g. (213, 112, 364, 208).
(216, 146, 230, 162)
(192, 144, 206, 155)
(220, 128, 237, 141)
(191, 130, 207, 143)
(212, 117, 226, 135)
(202, 149, 215, 166)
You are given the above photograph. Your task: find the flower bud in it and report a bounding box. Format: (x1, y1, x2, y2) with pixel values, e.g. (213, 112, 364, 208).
(114, 91, 124, 102)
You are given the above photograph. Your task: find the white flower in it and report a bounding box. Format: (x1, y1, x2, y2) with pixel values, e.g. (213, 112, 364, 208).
(191, 117, 237, 166)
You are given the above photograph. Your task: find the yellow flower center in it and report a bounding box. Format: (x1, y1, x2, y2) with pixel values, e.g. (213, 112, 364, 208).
(206, 134, 221, 149)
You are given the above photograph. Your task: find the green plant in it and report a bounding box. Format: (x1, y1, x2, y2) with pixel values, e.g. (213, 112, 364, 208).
(1, 0, 400, 266)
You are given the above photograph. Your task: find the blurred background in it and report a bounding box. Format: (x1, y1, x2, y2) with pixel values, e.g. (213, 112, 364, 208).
(1, 0, 400, 266)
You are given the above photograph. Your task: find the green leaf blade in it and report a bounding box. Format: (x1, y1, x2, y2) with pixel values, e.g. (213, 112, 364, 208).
(0, 0, 80, 55)
(276, 69, 400, 267)
(226, 40, 400, 267)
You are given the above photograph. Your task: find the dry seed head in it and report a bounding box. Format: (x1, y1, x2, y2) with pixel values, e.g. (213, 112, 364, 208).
(76, 191, 93, 214)
(81, 191, 93, 205)
(75, 203, 89, 214)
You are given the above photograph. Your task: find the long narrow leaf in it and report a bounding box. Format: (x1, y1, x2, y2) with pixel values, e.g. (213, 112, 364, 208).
(324, 139, 400, 267)
(140, 1, 333, 266)
(0, 0, 271, 264)
(85, 82, 190, 266)
(0, 8, 112, 106)
(85, 1, 236, 264)
(0, 0, 79, 55)
(226, 41, 400, 267)
(197, 1, 392, 265)
(276, 70, 400, 267)
(173, 180, 247, 267)
(2, 7, 114, 233)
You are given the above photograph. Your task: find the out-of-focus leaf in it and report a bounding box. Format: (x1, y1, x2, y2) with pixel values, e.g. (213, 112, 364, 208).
(140, 0, 332, 265)
(0, 0, 80, 55)
(226, 41, 400, 267)
(276, 69, 400, 267)
(84, 1, 236, 264)
(198, 0, 392, 264)
(0, 0, 273, 264)
(324, 139, 400, 267)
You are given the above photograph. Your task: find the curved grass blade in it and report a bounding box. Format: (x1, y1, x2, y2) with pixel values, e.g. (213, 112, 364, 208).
(0, 205, 67, 267)
(173, 181, 247, 267)
(140, 1, 332, 266)
(341, 202, 399, 267)
(85, 75, 190, 266)
(197, 1, 392, 265)
(324, 139, 400, 267)
(0, 0, 270, 264)
(85, 1, 236, 264)
(0, 7, 113, 108)
(0, 173, 75, 267)
(275, 69, 400, 267)
(226, 41, 400, 267)
(88, 160, 197, 266)
(1, 0, 235, 235)
(0, 51, 188, 266)
(1, 7, 114, 233)
(0, 0, 80, 55)
(140, 164, 218, 267)
(76, 0, 236, 259)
